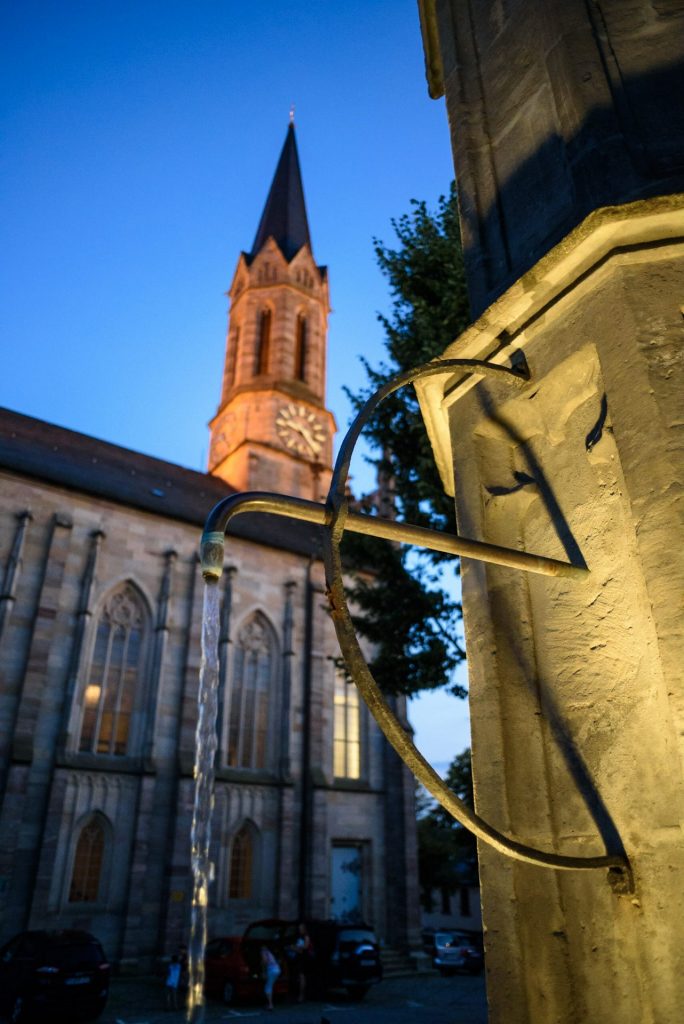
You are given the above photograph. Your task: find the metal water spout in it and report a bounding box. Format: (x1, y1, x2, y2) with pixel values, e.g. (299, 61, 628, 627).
(199, 357, 631, 889)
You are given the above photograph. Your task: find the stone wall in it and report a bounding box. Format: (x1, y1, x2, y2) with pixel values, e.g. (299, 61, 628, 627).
(0, 466, 418, 962)
(423, 0, 684, 315)
(416, 202, 684, 1023)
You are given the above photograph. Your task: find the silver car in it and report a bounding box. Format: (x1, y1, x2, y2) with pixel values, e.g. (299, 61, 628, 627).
(429, 931, 483, 976)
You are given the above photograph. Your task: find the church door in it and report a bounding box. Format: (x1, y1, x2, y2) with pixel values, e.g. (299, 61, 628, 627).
(330, 844, 362, 923)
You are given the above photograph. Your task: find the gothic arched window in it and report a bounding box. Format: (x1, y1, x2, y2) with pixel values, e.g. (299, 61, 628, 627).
(228, 824, 253, 899)
(295, 313, 307, 381)
(228, 613, 277, 770)
(334, 669, 361, 779)
(68, 815, 106, 903)
(255, 308, 272, 375)
(78, 583, 148, 756)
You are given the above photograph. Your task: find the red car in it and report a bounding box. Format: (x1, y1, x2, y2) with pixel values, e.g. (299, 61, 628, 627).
(204, 935, 288, 1006)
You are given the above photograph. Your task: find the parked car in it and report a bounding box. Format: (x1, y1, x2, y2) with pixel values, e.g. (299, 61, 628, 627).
(204, 934, 288, 1006)
(421, 929, 483, 975)
(0, 929, 110, 1022)
(240, 919, 382, 1001)
(304, 920, 383, 1000)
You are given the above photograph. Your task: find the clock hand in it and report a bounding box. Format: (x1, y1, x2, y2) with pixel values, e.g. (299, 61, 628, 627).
(282, 417, 322, 453)
(289, 422, 315, 449)
(299, 425, 321, 451)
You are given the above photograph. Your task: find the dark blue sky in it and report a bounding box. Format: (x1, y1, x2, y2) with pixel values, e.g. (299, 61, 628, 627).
(1, 0, 468, 763)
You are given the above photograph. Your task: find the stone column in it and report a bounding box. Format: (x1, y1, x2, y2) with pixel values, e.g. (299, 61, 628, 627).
(120, 548, 177, 965)
(419, 0, 684, 315)
(0, 512, 74, 937)
(416, 2, 684, 1021)
(0, 510, 32, 645)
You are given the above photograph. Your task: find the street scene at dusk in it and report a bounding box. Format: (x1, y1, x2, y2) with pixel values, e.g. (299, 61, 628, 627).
(2, 2, 683, 1023)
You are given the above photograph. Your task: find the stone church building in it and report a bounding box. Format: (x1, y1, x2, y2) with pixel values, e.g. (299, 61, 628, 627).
(0, 124, 420, 965)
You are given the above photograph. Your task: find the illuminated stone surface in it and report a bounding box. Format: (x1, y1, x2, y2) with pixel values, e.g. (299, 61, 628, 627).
(418, 2, 684, 1021)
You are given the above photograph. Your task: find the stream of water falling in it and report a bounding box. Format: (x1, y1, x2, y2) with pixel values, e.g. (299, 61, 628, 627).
(186, 579, 221, 1023)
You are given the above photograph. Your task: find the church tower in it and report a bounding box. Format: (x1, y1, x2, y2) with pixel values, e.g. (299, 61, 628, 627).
(208, 122, 336, 500)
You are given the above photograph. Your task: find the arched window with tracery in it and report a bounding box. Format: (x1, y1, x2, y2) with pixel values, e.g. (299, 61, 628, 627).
(78, 583, 148, 756)
(228, 824, 253, 899)
(68, 815, 106, 903)
(294, 313, 307, 381)
(227, 613, 277, 770)
(255, 308, 272, 375)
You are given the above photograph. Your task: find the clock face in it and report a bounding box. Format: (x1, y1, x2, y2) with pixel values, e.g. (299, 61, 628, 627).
(276, 403, 326, 457)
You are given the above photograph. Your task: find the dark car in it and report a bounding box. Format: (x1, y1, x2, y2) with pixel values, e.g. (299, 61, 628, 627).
(305, 920, 383, 1000)
(0, 930, 110, 1022)
(421, 928, 483, 975)
(241, 919, 382, 1001)
(204, 935, 288, 1006)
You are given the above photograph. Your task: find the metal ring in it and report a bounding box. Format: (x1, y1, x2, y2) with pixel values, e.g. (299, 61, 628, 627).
(321, 358, 630, 878)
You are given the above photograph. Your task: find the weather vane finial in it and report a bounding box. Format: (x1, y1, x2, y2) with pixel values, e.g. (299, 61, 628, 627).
(289, 104, 295, 125)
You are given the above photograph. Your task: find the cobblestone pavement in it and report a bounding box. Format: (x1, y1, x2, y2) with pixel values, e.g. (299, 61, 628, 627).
(101, 973, 487, 1024)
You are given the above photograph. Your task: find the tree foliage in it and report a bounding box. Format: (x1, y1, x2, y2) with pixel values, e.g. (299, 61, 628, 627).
(347, 182, 471, 533)
(342, 532, 465, 696)
(417, 749, 477, 906)
(342, 183, 471, 697)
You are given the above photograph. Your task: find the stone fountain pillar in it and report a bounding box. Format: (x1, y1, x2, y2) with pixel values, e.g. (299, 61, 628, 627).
(415, 2, 684, 1021)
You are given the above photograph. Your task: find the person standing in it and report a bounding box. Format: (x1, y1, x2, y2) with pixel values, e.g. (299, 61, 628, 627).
(165, 955, 181, 1010)
(176, 944, 189, 1008)
(292, 922, 313, 1003)
(261, 945, 281, 1011)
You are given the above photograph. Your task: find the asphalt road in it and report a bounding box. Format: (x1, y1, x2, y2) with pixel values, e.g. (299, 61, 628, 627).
(102, 973, 488, 1024)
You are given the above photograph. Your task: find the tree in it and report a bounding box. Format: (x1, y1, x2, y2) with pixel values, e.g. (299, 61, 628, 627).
(417, 748, 477, 909)
(343, 183, 471, 697)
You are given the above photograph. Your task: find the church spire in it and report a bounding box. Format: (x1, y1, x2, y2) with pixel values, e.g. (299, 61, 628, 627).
(209, 121, 335, 500)
(251, 123, 312, 262)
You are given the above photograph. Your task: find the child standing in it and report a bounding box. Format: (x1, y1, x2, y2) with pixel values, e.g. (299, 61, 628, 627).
(165, 954, 181, 1010)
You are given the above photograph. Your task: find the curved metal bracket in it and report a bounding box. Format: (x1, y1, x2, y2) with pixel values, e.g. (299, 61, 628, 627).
(201, 358, 632, 888)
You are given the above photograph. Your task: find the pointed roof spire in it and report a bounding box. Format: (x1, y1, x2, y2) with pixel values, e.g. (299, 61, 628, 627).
(251, 122, 312, 262)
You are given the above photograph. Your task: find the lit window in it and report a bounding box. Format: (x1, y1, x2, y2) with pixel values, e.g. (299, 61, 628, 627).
(334, 670, 361, 779)
(78, 584, 147, 756)
(228, 613, 275, 770)
(68, 817, 105, 903)
(229, 825, 253, 899)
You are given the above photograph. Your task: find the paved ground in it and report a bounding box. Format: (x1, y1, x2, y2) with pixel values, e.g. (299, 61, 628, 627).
(101, 973, 488, 1024)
